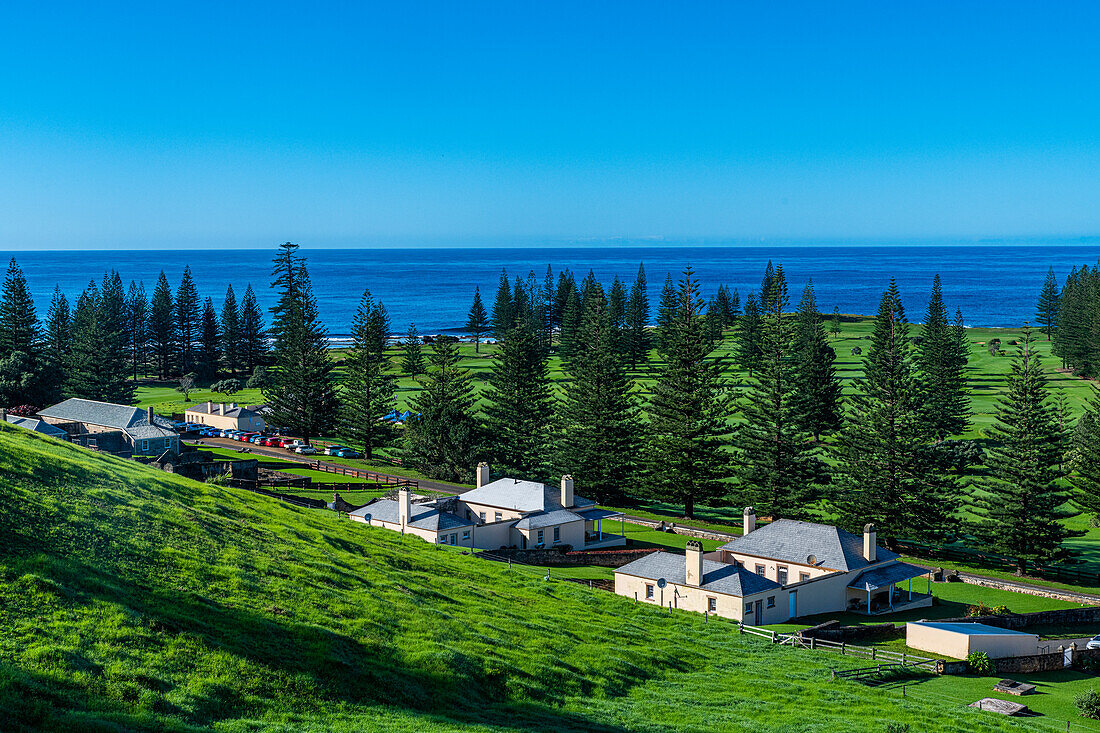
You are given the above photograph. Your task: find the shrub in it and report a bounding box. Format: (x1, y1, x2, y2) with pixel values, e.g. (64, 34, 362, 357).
(885, 724, 911, 733)
(1076, 689, 1100, 719)
(965, 602, 1011, 617)
(210, 378, 242, 396)
(1090, 514, 1100, 529)
(989, 338, 1001, 346)
(967, 651, 993, 675)
(246, 366, 267, 390)
(850, 346, 863, 356)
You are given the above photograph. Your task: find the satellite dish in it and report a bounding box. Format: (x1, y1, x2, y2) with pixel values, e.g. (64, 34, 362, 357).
(656, 578, 667, 589)
(806, 554, 817, 565)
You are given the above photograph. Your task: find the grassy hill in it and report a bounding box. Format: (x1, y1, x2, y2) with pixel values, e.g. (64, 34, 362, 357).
(0, 423, 1033, 732)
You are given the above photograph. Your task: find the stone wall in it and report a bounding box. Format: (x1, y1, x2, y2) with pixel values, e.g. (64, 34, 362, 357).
(625, 516, 736, 543)
(935, 605, 1100, 631)
(798, 620, 902, 643)
(478, 546, 659, 568)
(954, 574, 1096, 604)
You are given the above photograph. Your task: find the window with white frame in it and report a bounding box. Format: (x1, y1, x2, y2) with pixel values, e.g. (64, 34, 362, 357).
(707, 597, 717, 612)
(536, 529, 544, 545)
(645, 584, 654, 599)
(755, 564, 766, 576)
(799, 572, 810, 582)
(479, 511, 486, 523)
(494, 511, 502, 522)
(777, 566, 788, 585)
(553, 527, 560, 543)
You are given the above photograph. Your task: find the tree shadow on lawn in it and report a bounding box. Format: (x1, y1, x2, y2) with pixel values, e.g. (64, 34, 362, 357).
(3, 558, 638, 733)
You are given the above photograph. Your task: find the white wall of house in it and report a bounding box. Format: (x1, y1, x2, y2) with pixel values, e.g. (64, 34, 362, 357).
(184, 409, 265, 432)
(458, 501, 525, 525)
(613, 573, 791, 624)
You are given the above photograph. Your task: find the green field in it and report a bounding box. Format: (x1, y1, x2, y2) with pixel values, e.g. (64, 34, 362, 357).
(0, 421, 1054, 731)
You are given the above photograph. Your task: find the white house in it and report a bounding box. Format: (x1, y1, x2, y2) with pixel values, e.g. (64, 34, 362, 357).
(348, 463, 626, 551)
(614, 507, 932, 624)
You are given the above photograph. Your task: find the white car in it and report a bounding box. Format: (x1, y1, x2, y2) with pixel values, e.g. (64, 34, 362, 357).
(294, 444, 317, 455)
(1087, 635, 1100, 650)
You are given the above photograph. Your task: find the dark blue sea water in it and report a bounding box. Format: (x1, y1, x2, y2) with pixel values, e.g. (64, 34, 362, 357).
(5, 246, 1099, 336)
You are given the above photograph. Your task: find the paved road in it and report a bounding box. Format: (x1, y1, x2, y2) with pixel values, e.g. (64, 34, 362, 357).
(184, 436, 469, 494)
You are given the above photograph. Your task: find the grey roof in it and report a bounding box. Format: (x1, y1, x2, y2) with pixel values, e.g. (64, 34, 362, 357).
(458, 477, 595, 513)
(576, 507, 622, 521)
(185, 402, 263, 419)
(38, 398, 176, 440)
(847, 561, 929, 591)
(5, 415, 67, 437)
(349, 498, 473, 532)
(718, 519, 899, 572)
(615, 551, 782, 598)
(513, 509, 585, 531)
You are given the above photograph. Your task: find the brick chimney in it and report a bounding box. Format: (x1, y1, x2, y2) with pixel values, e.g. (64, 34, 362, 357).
(743, 506, 756, 535)
(476, 461, 490, 488)
(685, 540, 704, 586)
(398, 488, 411, 531)
(560, 475, 574, 508)
(863, 523, 877, 563)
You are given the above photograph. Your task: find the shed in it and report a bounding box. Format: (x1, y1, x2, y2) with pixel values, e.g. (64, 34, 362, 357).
(906, 622, 1039, 659)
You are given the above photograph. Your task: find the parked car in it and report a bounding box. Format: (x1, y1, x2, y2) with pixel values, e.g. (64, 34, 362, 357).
(1088, 635, 1100, 650)
(294, 444, 318, 455)
(324, 445, 347, 456)
(332, 448, 362, 458)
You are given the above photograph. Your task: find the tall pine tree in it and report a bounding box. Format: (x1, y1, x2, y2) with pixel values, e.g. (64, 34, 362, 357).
(98, 271, 134, 404)
(734, 268, 827, 519)
(126, 281, 148, 380)
(175, 266, 200, 375)
(465, 286, 489, 353)
(197, 297, 221, 383)
(645, 268, 733, 518)
(831, 281, 956, 544)
(0, 258, 43, 406)
(238, 284, 267, 373)
(490, 269, 513, 342)
(970, 327, 1081, 573)
(1036, 267, 1059, 341)
(916, 275, 970, 440)
(735, 291, 764, 377)
(65, 282, 102, 400)
(623, 263, 650, 371)
(43, 285, 71, 400)
(220, 285, 242, 376)
(149, 272, 175, 379)
(403, 337, 481, 483)
(483, 320, 555, 477)
(339, 289, 396, 459)
(791, 281, 842, 441)
(263, 243, 338, 442)
(402, 324, 424, 377)
(556, 282, 640, 505)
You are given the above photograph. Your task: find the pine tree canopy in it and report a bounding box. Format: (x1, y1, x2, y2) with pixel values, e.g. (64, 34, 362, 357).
(832, 280, 958, 544)
(483, 319, 556, 478)
(339, 288, 396, 459)
(465, 286, 489, 353)
(1036, 267, 1059, 341)
(734, 268, 827, 519)
(403, 337, 481, 483)
(791, 281, 843, 441)
(915, 275, 970, 440)
(556, 281, 640, 505)
(969, 327, 1082, 571)
(645, 267, 733, 519)
(623, 263, 650, 371)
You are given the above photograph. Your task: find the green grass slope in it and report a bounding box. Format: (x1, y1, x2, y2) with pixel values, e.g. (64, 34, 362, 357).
(0, 423, 1030, 732)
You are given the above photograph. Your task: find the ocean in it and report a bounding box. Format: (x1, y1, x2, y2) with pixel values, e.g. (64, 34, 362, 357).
(4, 245, 1099, 336)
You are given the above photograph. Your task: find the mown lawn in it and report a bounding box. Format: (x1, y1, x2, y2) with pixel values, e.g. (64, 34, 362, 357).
(0, 421, 1040, 732)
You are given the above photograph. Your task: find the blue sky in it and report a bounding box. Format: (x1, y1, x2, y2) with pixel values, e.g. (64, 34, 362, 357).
(2, 2, 1099, 250)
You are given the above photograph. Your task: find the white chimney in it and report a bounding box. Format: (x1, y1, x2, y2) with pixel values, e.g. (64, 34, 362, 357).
(218, 403, 226, 415)
(685, 540, 704, 586)
(863, 523, 877, 563)
(398, 489, 411, 531)
(561, 475, 574, 508)
(476, 462, 490, 488)
(206, 401, 213, 412)
(743, 506, 756, 535)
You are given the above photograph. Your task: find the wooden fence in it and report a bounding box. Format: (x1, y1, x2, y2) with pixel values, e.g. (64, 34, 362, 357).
(895, 540, 1100, 587)
(308, 461, 417, 489)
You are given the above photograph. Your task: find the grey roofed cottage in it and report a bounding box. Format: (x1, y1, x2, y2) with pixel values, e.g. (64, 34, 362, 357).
(615, 550, 782, 597)
(349, 498, 474, 533)
(457, 478, 596, 513)
(37, 398, 178, 456)
(716, 518, 899, 571)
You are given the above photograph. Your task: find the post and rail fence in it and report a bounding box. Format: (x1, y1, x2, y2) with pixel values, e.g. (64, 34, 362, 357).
(894, 540, 1100, 587)
(308, 461, 418, 489)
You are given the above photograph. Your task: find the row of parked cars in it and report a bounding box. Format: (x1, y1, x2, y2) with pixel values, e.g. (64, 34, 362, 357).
(176, 421, 364, 458)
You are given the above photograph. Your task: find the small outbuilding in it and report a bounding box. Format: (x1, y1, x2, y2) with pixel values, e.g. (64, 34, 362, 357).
(906, 622, 1039, 659)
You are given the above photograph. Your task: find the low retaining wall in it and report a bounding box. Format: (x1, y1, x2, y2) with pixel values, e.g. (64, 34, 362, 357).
(625, 516, 736, 543)
(799, 620, 902, 644)
(953, 574, 1100, 604)
(478, 547, 659, 568)
(935, 605, 1100, 631)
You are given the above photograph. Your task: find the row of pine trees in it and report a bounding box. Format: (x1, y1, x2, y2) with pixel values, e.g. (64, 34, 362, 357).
(1039, 264, 1100, 378)
(0, 259, 269, 409)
